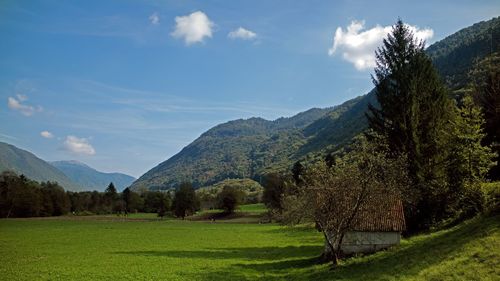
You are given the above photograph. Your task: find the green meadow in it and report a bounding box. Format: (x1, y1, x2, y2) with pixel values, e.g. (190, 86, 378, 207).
(0, 205, 498, 281)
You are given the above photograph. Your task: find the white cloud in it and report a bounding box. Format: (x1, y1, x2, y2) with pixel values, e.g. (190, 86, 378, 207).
(149, 12, 160, 25)
(63, 135, 96, 155)
(328, 20, 434, 70)
(171, 11, 214, 45)
(228, 27, 257, 40)
(40, 131, 54, 139)
(7, 95, 42, 116)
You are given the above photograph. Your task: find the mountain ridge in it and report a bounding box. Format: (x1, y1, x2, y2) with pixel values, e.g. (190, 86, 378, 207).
(51, 160, 136, 192)
(128, 16, 500, 191)
(0, 142, 82, 191)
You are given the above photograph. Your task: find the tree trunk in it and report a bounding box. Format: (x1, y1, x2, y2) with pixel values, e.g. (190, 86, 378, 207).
(321, 230, 340, 267)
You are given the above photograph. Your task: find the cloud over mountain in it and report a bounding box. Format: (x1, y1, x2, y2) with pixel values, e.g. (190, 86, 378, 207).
(63, 136, 96, 155)
(329, 20, 433, 70)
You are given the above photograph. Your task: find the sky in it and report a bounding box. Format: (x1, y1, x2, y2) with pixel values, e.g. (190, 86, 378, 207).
(1, 0, 499, 178)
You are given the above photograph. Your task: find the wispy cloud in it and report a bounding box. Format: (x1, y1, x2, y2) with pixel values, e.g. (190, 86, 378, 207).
(70, 79, 294, 118)
(40, 131, 54, 138)
(0, 133, 18, 141)
(228, 27, 257, 40)
(63, 135, 95, 155)
(7, 94, 43, 116)
(149, 12, 160, 25)
(328, 20, 433, 70)
(171, 11, 214, 45)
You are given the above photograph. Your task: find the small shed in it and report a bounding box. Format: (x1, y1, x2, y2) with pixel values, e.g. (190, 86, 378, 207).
(324, 195, 406, 255)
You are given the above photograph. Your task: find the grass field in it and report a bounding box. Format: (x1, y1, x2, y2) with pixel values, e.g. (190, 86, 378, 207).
(0, 205, 498, 280)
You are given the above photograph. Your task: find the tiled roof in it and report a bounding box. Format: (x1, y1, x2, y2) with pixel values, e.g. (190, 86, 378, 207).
(349, 194, 406, 232)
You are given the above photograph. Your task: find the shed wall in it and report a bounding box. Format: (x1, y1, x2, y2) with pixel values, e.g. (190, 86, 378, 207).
(324, 231, 400, 255)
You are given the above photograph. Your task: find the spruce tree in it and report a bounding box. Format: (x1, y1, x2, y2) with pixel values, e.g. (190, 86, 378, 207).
(104, 182, 118, 213)
(367, 19, 453, 231)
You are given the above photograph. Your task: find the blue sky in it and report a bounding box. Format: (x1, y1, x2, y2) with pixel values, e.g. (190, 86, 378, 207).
(1, 0, 499, 177)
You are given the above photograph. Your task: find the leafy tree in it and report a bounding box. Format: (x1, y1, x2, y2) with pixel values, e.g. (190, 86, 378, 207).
(471, 52, 500, 179)
(216, 185, 244, 214)
(40, 182, 70, 216)
(143, 191, 161, 213)
(122, 187, 143, 213)
(367, 19, 453, 231)
(262, 173, 287, 211)
(447, 94, 496, 219)
(289, 137, 409, 267)
(157, 192, 171, 219)
(0, 173, 43, 218)
(172, 182, 199, 219)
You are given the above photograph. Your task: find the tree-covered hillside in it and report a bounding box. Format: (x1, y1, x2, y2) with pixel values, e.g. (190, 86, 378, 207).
(131, 109, 332, 189)
(426, 16, 500, 90)
(131, 16, 500, 191)
(0, 142, 82, 191)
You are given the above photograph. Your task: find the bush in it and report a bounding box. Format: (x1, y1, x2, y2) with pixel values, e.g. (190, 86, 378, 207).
(216, 186, 244, 214)
(482, 182, 500, 215)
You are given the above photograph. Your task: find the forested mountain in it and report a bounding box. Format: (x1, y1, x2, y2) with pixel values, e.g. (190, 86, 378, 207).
(51, 160, 135, 192)
(426, 16, 499, 90)
(0, 142, 82, 191)
(131, 16, 500, 191)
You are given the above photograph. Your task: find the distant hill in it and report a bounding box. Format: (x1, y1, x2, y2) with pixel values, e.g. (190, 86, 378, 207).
(0, 142, 82, 191)
(51, 161, 135, 192)
(131, 16, 500, 191)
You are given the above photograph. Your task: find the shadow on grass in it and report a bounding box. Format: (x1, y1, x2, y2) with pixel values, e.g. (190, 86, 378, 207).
(116, 215, 499, 280)
(283, 215, 498, 280)
(216, 216, 498, 280)
(114, 245, 322, 261)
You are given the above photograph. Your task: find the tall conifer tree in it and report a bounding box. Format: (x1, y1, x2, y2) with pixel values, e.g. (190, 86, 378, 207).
(367, 19, 453, 231)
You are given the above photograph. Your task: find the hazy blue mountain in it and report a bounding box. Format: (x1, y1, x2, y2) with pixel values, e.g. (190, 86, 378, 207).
(51, 160, 136, 192)
(0, 142, 82, 191)
(131, 17, 499, 191)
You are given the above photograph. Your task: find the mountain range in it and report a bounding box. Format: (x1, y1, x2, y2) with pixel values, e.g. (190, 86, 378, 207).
(0, 142, 135, 191)
(0, 142, 83, 191)
(1, 17, 498, 192)
(51, 161, 135, 192)
(130, 16, 500, 191)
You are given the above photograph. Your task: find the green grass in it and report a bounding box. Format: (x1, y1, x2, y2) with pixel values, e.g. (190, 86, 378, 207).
(0, 210, 498, 280)
(238, 203, 267, 213)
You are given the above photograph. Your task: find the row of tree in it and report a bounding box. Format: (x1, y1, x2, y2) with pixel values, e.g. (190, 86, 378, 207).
(0, 171, 248, 219)
(0, 171, 174, 218)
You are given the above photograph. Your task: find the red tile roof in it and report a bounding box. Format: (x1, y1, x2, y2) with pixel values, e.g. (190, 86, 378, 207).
(349, 194, 406, 232)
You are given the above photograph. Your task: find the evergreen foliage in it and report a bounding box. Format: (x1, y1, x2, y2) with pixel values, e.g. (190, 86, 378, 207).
(367, 19, 453, 231)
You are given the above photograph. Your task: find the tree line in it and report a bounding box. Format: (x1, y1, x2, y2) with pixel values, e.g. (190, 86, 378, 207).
(0, 171, 253, 219)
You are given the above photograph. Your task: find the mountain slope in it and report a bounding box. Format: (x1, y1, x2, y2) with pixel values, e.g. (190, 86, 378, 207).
(51, 160, 135, 192)
(131, 16, 500, 191)
(426, 16, 500, 90)
(0, 142, 82, 191)
(131, 109, 332, 190)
